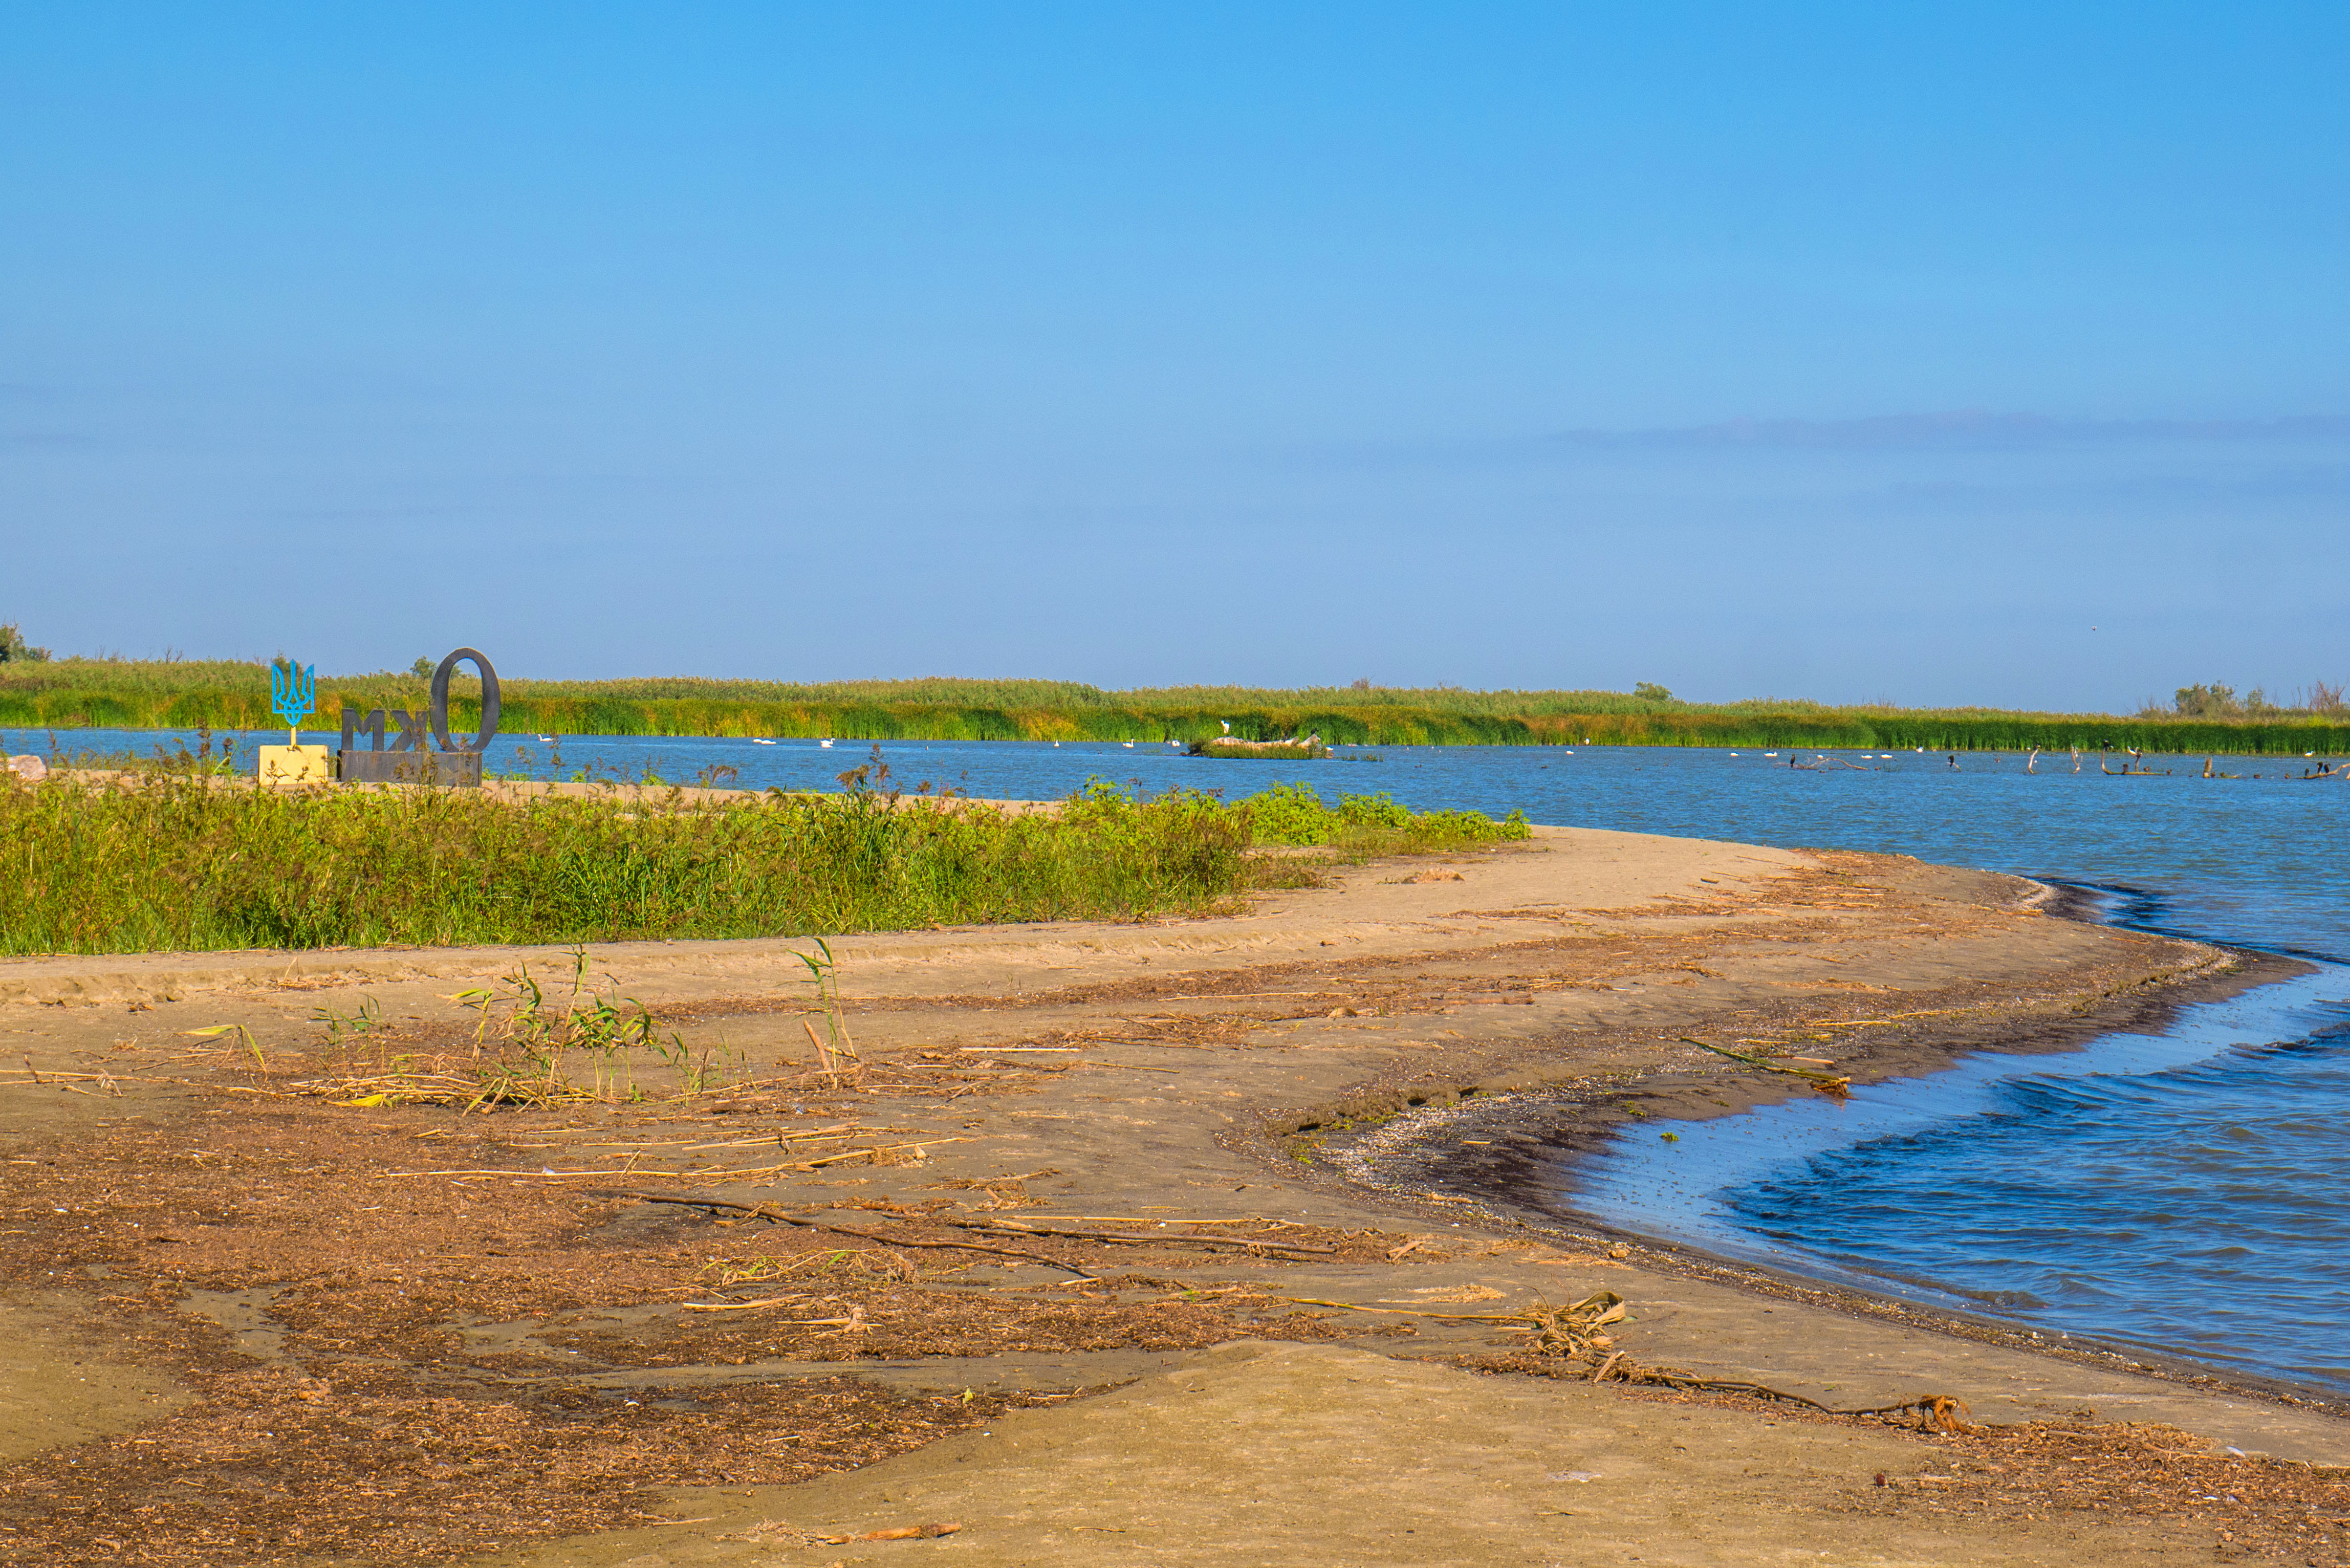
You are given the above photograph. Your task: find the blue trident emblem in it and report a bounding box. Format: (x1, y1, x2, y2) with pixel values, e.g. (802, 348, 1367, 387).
(270, 660, 317, 747)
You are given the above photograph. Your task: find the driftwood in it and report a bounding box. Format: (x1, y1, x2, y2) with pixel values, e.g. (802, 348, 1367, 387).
(1680, 1036, 1851, 1097)
(1319, 1288, 1978, 1431)
(591, 1189, 1098, 1278)
(952, 1216, 1338, 1259)
(821, 1522, 963, 1543)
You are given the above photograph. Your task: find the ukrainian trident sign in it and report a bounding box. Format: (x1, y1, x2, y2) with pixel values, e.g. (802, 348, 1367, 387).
(339, 647, 502, 786)
(257, 659, 333, 783)
(270, 660, 317, 746)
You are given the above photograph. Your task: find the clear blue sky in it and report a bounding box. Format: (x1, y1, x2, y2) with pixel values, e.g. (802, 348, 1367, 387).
(5, 3, 2345, 709)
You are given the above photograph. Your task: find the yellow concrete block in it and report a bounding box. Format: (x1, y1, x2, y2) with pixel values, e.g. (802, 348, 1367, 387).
(257, 744, 333, 785)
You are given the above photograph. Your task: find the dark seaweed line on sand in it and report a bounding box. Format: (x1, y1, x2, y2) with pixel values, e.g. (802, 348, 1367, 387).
(1330, 907, 2349, 1416)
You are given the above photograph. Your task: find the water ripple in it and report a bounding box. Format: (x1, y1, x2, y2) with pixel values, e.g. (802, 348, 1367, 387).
(1563, 976, 2350, 1388)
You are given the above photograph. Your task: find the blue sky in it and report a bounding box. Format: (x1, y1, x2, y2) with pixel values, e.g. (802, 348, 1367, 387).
(4, 3, 2345, 709)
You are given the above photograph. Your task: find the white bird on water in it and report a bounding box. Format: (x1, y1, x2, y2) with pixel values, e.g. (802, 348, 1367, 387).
(819, 738, 834, 749)
(752, 738, 777, 746)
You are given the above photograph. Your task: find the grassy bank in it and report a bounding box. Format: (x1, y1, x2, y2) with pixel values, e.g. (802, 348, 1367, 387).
(7, 663, 2347, 755)
(0, 773, 1524, 956)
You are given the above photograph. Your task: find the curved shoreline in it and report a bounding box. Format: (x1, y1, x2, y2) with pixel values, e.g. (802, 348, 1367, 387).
(8, 821, 2350, 1563)
(1324, 917, 2345, 1415)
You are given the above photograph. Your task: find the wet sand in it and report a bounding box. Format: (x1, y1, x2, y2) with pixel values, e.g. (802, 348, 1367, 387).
(4, 823, 2346, 1565)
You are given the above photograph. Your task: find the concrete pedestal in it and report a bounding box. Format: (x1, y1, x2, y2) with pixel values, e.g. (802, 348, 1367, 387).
(256, 745, 332, 784)
(337, 749, 483, 787)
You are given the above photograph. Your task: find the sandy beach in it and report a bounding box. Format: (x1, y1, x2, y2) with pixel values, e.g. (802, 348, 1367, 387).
(4, 822, 2345, 1566)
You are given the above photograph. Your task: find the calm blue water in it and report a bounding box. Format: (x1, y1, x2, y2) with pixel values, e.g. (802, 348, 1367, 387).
(1564, 970, 2350, 1387)
(13, 726, 2348, 1382)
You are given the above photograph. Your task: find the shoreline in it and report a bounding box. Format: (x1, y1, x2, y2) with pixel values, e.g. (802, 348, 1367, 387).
(1328, 943, 2347, 1418)
(6, 822, 2348, 1563)
(1315, 919, 2350, 1414)
(13, 713, 2350, 759)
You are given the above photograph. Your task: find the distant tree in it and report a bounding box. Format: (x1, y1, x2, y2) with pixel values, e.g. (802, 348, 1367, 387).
(411, 656, 436, 678)
(2172, 682, 2240, 718)
(2309, 680, 2346, 714)
(1350, 677, 1373, 691)
(0, 622, 51, 663)
(1634, 681, 1672, 702)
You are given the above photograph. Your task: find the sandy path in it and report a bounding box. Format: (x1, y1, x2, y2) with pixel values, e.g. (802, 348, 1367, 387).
(2, 824, 2343, 1566)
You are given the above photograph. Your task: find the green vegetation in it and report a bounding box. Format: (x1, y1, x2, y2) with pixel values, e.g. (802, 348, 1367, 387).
(0, 623, 50, 664)
(1187, 737, 1332, 759)
(2155, 680, 2345, 721)
(5, 654, 2346, 755)
(1239, 781, 1527, 848)
(0, 771, 1525, 956)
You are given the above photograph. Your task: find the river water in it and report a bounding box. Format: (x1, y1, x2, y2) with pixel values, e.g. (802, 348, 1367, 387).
(14, 727, 2348, 1386)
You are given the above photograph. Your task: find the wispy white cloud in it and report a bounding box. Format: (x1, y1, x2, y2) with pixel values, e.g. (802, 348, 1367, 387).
(1550, 409, 2350, 450)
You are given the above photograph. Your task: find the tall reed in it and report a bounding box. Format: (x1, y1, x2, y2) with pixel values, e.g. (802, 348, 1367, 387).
(0, 772, 1525, 955)
(9, 660, 2346, 754)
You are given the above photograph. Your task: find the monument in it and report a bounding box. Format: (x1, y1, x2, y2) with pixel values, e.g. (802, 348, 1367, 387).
(337, 647, 499, 787)
(256, 660, 332, 783)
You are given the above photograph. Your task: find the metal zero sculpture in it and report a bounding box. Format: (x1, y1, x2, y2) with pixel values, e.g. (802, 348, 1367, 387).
(337, 647, 502, 787)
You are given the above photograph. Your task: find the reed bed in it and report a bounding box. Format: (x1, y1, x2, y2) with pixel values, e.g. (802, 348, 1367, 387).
(0, 772, 1522, 956)
(8, 661, 2347, 754)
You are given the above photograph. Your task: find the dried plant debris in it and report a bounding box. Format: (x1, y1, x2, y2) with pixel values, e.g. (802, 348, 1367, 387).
(0, 1358, 1027, 1567)
(0, 1112, 1383, 1565)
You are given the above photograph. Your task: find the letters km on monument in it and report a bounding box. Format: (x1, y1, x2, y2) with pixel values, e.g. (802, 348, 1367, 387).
(338, 648, 501, 787)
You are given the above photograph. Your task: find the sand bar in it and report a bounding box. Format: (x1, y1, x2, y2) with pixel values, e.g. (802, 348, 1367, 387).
(3, 823, 2342, 1564)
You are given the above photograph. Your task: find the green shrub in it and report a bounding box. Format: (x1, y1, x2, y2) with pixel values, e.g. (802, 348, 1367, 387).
(1238, 780, 1525, 847)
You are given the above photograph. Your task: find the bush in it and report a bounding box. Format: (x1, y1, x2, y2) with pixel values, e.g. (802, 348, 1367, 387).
(1237, 780, 1525, 847)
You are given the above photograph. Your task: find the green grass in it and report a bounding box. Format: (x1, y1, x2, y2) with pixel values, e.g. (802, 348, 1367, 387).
(0, 772, 1525, 956)
(8, 659, 2346, 755)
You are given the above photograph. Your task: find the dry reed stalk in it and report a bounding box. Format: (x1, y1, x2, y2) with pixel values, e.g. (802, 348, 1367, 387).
(597, 1189, 1100, 1277)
